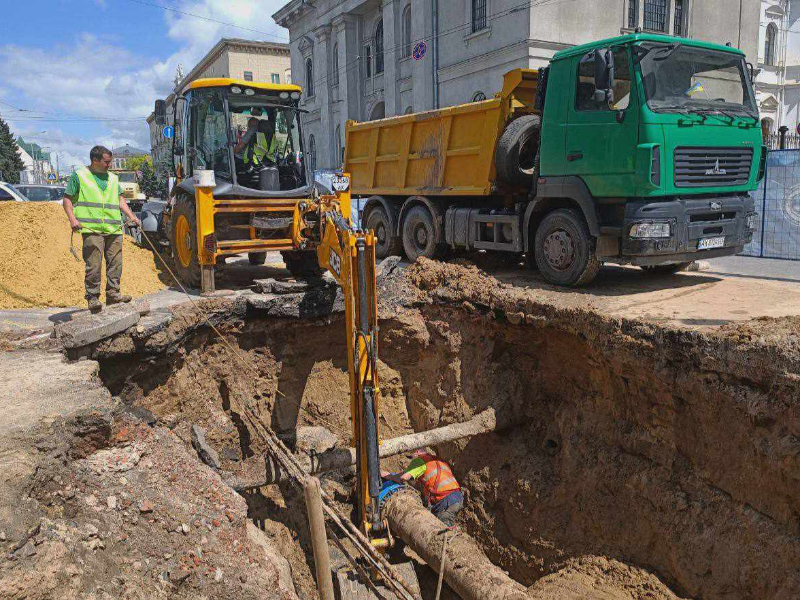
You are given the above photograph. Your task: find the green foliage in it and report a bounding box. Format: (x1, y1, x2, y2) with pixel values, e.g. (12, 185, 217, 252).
(137, 160, 161, 199)
(127, 154, 152, 173)
(0, 118, 25, 184)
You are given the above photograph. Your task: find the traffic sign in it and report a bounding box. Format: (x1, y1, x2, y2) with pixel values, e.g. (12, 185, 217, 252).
(163, 125, 175, 139)
(47, 173, 56, 181)
(412, 41, 427, 61)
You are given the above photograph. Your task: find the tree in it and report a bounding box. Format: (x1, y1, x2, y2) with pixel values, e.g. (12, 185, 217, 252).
(137, 160, 162, 199)
(0, 118, 24, 184)
(127, 154, 152, 173)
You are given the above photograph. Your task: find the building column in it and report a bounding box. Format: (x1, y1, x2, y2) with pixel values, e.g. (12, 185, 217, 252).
(411, 0, 433, 112)
(381, 0, 398, 116)
(314, 25, 333, 170)
(334, 15, 360, 148)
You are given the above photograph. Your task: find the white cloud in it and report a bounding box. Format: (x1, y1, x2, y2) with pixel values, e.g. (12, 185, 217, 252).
(0, 0, 289, 162)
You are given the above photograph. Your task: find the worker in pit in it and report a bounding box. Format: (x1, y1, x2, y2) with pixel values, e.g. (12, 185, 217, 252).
(381, 449, 464, 527)
(62, 145, 141, 314)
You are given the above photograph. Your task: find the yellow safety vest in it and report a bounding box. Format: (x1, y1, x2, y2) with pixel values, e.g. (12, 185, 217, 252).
(244, 132, 278, 165)
(73, 168, 122, 235)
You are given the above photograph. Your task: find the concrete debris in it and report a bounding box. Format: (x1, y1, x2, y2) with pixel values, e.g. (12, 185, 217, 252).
(291, 426, 338, 455)
(190, 424, 221, 470)
(106, 496, 117, 510)
(253, 277, 333, 295)
(55, 303, 142, 349)
(243, 287, 341, 319)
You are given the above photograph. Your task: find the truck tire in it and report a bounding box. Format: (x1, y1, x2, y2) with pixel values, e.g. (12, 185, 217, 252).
(248, 252, 267, 265)
(170, 194, 202, 289)
(402, 205, 439, 262)
(281, 250, 325, 278)
(365, 205, 402, 258)
(534, 208, 600, 286)
(641, 262, 693, 275)
(495, 115, 541, 187)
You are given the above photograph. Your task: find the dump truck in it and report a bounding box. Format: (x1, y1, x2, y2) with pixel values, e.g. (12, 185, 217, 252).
(153, 78, 342, 290)
(345, 33, 764, 286)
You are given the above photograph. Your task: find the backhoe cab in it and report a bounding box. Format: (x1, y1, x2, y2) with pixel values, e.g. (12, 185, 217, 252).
(155, 77, 338, 291)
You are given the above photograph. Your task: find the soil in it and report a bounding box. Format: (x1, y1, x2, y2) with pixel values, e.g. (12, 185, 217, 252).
(0, 202, 167, 309)
(4, 257, 800, 599)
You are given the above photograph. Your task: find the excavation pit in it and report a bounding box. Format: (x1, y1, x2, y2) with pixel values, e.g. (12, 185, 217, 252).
(95, 260, 800, 600)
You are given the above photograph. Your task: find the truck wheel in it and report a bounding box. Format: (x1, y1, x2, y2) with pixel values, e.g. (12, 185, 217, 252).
(248, 252, 267, 265)
(402, 205, 438, 262)
(534, 208, 600, 286)
(365, 206, 402, 259)
(281, 250, 325, 278)
(495, 115, 541, 187)
(170, 194, 202, 289)
(641, 262, 693, 275)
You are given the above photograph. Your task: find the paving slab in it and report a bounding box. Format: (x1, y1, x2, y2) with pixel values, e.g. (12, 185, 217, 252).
(55, 303, 142, 349)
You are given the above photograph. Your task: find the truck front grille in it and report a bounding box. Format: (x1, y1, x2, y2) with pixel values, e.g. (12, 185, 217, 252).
(674, 147, 753, 188)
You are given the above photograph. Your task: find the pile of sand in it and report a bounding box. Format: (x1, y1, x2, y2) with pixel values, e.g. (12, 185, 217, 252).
(0, 202, 167, 309)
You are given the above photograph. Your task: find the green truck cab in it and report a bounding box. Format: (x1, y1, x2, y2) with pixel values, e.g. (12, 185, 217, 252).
(347, 33, 763, 286)
(532, 33, 762, 283)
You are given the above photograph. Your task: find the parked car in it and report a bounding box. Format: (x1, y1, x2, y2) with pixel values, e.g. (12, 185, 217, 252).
(0, 182, 30, 202)
(14, 184, 66, 203)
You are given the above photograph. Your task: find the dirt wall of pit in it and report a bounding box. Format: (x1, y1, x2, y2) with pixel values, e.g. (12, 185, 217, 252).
(94, 261, 800, 600)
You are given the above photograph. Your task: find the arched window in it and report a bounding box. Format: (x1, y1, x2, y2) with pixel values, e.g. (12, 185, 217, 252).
(472, 91, 487, 102)
(305, 57, 314, 96)
(308, 135, 316, 172)
(627, 0, 637, 29)
(335, 125, 342, 165)
(370, 101, 386, 121)
(332, 43, 339, 86)
(765, 23, 777, 66)
(402, 6, 412, 58)
(404, 106, 414, 114)
(375, 19, 385, 74)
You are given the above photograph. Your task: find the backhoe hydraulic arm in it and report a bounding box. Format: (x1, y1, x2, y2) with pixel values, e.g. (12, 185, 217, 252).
(311, 194, 386, 544)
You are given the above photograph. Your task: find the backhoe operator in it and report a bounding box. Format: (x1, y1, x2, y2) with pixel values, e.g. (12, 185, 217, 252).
(381, 449, 464, 527)
(234, 116, 278, 168)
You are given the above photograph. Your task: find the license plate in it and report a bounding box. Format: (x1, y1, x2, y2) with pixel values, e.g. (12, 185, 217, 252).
(698, 236, 725, 250)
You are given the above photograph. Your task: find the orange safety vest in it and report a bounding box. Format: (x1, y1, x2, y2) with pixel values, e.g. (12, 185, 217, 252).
(416, 454, 460, 504)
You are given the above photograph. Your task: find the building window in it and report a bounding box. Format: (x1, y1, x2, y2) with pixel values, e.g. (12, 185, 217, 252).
(628, 0, 637, 28)
(765, 23, 777, 66)
(472, 0, 487, 33)
(333, 43, 339, 86)
(285, 69, 292, 84)
(375, 19, 385, 74)
(364, 44, 372, 78)
(472, 91, 487, 102)
(305, 58, 314, 96)
(643, 0, 667, 33)
(244, 71, 253, 81)
(402, 5, 412, 58)
(308, 135, 316, 172)
(271, 73, 280, 84)
(404, 106, 414, 114)
(673, 0, 684, 36)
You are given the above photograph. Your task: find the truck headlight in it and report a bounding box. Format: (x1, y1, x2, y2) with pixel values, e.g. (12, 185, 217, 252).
(746, 213, 757, 230)
(629, 221, 671, 239)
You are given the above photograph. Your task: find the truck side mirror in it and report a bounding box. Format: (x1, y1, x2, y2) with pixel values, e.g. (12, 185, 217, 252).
(154, 100, 166, 125)
(594, 48, 615, 104)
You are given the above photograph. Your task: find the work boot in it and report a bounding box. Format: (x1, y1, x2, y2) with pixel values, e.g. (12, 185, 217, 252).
(106, 292, 132, 305)
(87, 297, 103, 314)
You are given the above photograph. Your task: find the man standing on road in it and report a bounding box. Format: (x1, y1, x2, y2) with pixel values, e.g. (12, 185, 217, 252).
(62, 146, 141, 313)
(381, 449, 464, 527)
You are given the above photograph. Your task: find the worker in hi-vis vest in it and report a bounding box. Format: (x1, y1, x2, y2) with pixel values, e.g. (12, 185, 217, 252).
(381, 449, 464, 527)
(235, 117, 278, 167)
(62, 145, 141, 314)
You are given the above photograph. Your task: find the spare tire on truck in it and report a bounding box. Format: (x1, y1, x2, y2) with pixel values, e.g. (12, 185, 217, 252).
(495, 114, 541, 187)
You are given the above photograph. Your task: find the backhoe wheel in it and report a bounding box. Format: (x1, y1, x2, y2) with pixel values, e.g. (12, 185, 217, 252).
(534, 208, 600, 287)
(402, 205, 439, 262)
(495, 115, 542, 187)
(248, 252, 267, 265)
(365, 205, 402, 259)
(641, 262, 693, 275)
(170, 194, 202, 289)
(281, 250, 325, 278)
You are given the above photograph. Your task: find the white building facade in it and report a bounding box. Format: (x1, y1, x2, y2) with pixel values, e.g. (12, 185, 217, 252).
(274, 0, 760, 171)
(755, 0, 800, 139)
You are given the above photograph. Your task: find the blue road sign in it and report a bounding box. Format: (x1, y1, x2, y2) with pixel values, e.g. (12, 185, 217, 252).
(412, 41, 427, 61)
(163, 125, 175, 139)
(47, 173, 56, 181)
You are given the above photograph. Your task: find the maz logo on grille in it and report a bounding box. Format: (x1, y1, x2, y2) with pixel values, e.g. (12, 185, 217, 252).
(705, 160, 727, 176)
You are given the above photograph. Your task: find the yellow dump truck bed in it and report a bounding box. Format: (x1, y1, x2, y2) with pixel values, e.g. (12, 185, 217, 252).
(344, 69, 539, 197)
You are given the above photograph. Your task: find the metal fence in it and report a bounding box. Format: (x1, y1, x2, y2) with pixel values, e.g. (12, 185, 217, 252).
(742, 149, 800, 259)
(765, 133, 800, 150)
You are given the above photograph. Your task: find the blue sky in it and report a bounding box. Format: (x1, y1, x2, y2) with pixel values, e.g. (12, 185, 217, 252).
(0, 0, 289, 170)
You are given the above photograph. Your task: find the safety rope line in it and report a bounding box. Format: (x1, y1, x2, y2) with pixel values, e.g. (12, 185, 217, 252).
(133, 225, 420, 600)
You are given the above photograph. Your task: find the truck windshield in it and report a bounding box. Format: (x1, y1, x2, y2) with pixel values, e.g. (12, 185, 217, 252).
(637, 43, 757, 117)
(118, 173, 137, 183)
